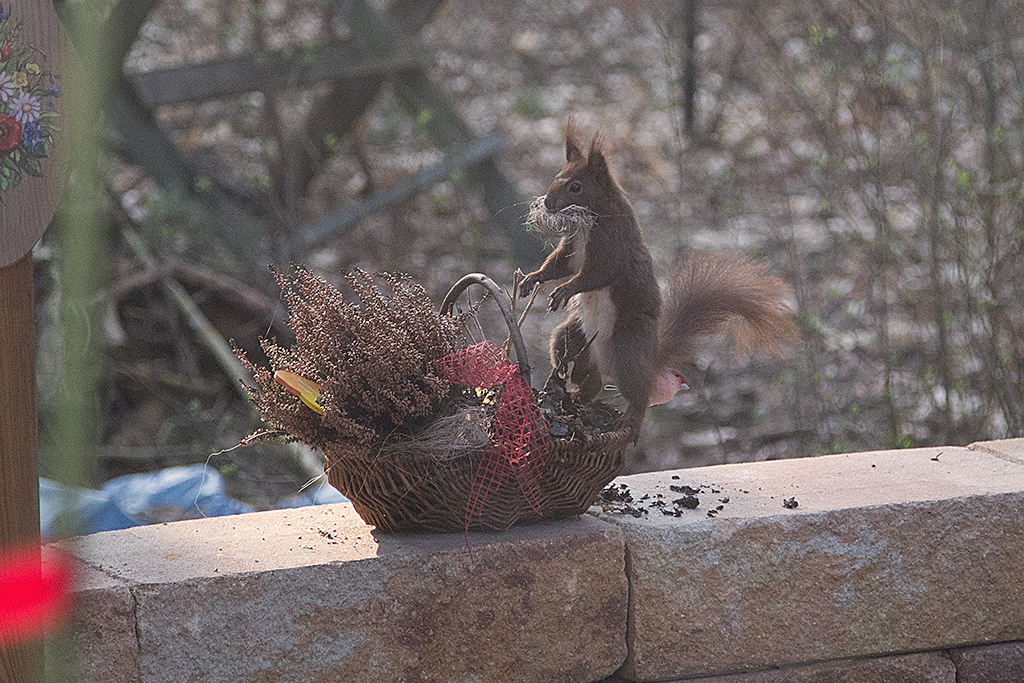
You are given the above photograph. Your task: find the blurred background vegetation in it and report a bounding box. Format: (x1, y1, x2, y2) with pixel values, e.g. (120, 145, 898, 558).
(39, 0, 1024, 509)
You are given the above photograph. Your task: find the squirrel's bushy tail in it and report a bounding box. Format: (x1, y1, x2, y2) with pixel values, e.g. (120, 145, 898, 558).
(656, 252, 799, 372)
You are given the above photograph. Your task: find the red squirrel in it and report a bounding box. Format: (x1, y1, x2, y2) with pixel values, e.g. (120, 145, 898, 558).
(520, 119, 798, 436)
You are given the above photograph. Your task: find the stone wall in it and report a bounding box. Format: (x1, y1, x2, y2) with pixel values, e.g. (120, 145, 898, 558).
(57, 439, 1024, 682)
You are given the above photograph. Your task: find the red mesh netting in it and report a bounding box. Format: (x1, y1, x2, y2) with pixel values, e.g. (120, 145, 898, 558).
(435, 341, 549, 530)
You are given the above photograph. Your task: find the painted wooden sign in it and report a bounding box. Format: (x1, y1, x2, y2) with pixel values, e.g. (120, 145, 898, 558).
(0, 0, 69, 267)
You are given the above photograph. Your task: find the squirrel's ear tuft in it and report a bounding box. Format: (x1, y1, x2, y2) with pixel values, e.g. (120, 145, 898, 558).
(566, 138, 584, 163)
(565, 116, 583, 163)
(587, 133, 610, 177)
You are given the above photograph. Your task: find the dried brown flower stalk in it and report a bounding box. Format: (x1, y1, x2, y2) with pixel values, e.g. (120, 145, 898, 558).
(236, 266, 463, 451)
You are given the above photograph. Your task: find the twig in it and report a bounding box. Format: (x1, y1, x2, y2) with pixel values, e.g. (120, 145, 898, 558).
(94, 265, 162, 305)
(298, 135, 505, 249)
(112, 361, 222, 395)
(513, 269, 543, 329)
(129, 39, 422, 107)
(121, 226, 255, 398)
(120, 226, 324, 482)
(167, 256, 290, 337)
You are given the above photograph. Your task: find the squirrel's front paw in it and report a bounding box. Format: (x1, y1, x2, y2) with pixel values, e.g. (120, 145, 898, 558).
(548, 285, 573, 311)
(520, 273, 541, 298)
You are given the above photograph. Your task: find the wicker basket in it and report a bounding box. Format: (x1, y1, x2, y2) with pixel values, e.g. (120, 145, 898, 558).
(324, 428, 628, 533)
(318, 273, 628, 533)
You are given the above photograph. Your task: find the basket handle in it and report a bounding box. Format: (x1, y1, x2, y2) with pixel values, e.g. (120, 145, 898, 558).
(441, 273, 532, 386)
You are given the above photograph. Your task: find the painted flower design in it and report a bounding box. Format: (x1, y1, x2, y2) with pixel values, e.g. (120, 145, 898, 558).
(20, 119, 40, 147)
(11, 91, 40, 124)
(0, 1, 64, 193)
(0, 112, 21, 154)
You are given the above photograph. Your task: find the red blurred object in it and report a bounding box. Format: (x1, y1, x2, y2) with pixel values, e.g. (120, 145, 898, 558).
(0, 545, 73, 647)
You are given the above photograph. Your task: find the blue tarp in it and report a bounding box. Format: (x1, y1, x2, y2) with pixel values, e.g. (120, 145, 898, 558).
(40, 464, 347, 540)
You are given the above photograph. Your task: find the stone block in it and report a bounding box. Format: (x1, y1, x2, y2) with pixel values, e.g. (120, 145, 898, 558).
(62, 502, 627, 683)
(594, 446, 1024, 681)
(63, 553, 139, 683)
(951, 640, 1024, 682)
(969, 438, 1024, 466)
(673, 651, 955, 683)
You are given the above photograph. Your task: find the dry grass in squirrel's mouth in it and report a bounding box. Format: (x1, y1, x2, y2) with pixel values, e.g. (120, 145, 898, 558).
(526, 195, 597, 238)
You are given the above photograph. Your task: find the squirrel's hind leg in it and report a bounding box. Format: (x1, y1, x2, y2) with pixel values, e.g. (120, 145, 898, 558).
(546, 314, 603, 402)
(609, 313, 659, 439)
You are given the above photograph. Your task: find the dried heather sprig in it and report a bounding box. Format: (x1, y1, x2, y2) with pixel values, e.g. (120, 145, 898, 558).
(526, 195, 597, 238)
(236, 266, 463, 451)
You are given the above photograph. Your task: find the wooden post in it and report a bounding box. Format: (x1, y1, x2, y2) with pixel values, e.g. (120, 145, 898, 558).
(0, 2, 72, 679)
(0, 252, 41, 683)
(0, 253, 39, 545)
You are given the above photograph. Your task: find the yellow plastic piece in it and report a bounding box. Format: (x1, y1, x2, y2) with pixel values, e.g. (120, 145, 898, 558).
(274, 370, 325, 415)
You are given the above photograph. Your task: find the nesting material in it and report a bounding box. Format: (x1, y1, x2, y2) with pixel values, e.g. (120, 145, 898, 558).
(526, 195, 597, 238)
(376, 403, 492, 465)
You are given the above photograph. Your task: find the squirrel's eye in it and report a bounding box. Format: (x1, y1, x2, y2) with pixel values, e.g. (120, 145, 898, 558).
(569, 181, 582, 193)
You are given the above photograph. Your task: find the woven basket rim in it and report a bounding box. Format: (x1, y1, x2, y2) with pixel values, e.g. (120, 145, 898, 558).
(548, 425, 632, 454)
(323, 422, 631, 463)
